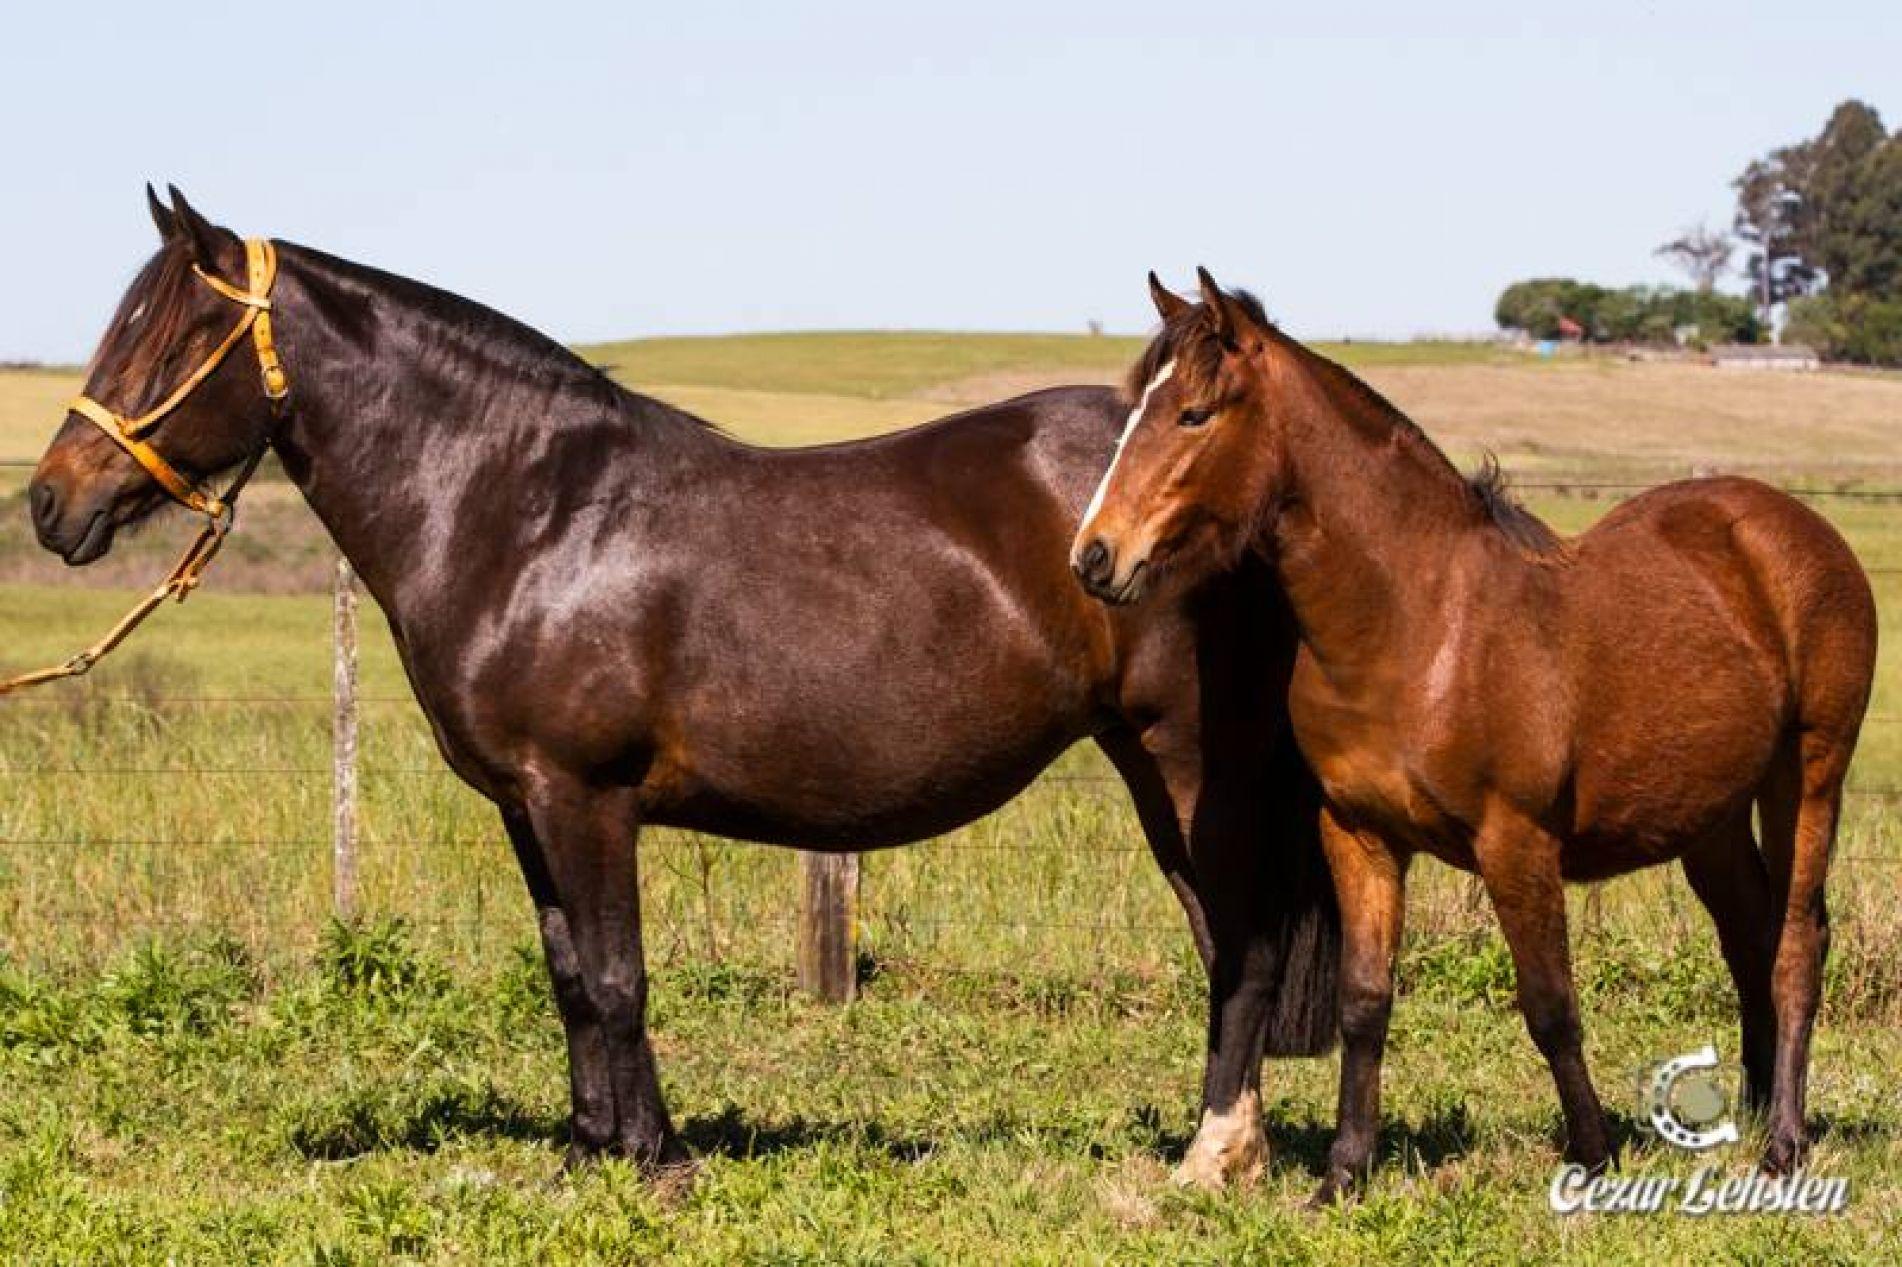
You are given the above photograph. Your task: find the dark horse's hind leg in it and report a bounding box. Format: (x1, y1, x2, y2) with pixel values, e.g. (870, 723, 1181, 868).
(1097, 729, 1214, 972)
(505, 778, 686, 1172)
(1680, 813, 1779, 1113)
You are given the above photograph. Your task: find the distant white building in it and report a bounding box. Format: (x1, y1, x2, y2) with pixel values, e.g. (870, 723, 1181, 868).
(1709, 344, 1821, 372)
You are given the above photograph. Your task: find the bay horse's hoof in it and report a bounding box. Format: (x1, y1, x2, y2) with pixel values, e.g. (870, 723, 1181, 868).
(1760, 1133, 1806, 1176)
(1563, 1136, 1617, 1176)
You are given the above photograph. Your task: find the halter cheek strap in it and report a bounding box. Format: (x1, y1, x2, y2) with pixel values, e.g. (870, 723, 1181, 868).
(0, 237, 290, 696)
(67, 238, 287, 518)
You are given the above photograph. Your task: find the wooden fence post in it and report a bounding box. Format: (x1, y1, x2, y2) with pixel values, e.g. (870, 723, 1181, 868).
(797, 852, 860, 1003)
(332, 557, 359, 922)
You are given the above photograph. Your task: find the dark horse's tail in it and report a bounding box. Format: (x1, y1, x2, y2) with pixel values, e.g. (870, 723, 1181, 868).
(1259, 738, 1341, 1056)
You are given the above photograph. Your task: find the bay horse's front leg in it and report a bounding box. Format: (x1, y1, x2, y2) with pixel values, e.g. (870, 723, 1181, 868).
(1475, 813, 1614, 1173)
(514, 777, 686, 1173)
(1313, 808, 1406, 1206)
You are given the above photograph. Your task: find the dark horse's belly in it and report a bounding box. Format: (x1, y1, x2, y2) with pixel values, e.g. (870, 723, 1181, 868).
(634, 468, 1123, 845)
(646, 721, 1088, 849)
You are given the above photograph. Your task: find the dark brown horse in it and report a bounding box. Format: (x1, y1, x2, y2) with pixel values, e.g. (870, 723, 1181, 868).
(1072, 269, 1876, 1202)
(23, 193, 1339, 1186)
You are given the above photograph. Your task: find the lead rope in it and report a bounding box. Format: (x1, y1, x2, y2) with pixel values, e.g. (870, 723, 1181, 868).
(0, 239, 288, 696)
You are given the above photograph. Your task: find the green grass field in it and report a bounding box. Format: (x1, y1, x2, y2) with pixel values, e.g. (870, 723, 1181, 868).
(2, 336, 1901, 1262)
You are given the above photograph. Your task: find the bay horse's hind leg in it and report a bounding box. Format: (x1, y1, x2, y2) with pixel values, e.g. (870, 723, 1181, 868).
(1679, 811, 1779, 1113)
(513, 775, 686, 1173)
(1758, 730, 1850, 1175)
(1474, 812, 1614, 1172)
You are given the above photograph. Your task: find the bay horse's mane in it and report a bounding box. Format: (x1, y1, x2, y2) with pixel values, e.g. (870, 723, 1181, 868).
(1129, 293, 1567, 562)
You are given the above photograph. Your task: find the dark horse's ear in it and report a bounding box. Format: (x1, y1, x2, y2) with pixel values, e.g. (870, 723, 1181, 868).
(1148, 271, 1190, 322)
(167, 185, 229, 268)
(146, 183, 177, 241)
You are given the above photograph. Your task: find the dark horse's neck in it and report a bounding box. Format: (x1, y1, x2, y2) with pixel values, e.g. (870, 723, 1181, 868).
(1261, 335, 1562, 670)
(262, 243, 733, 616)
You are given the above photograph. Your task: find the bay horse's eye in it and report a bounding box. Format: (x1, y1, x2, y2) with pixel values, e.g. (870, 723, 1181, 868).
(1178, 407, 1215, 428)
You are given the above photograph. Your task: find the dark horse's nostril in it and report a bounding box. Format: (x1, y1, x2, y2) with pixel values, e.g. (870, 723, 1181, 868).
(1076, 538, 1112, 586)
(29, 481, 59, 535)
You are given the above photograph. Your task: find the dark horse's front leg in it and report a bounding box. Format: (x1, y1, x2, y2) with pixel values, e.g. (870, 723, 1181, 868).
(1100, 729, 1332, 1190)
(503, 780, 686, 1172)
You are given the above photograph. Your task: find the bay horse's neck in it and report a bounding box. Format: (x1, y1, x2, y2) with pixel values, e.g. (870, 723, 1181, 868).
(1262, 338, 1519, 673)
(263, 244, 730, 615)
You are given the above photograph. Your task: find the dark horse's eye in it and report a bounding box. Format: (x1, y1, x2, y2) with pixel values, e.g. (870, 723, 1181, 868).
(1178, 406, 1215, 428)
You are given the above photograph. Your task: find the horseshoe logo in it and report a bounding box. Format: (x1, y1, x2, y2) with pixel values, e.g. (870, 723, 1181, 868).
(1638, 1045, 1739, 1151)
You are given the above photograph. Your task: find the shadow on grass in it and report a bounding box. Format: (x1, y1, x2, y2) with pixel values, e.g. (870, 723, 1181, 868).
(681, 1104, 940, 1163)
(1266, 1100, 1482, 1177)
(284, 1082, 564, 1161)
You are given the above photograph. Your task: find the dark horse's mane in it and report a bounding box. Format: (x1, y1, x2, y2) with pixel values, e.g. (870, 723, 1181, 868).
(119, 239, 728, 442)
(1129, 292, 1566, 561)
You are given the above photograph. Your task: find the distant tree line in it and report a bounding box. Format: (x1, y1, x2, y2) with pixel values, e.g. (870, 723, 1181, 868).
(1494, 280, 1760, 346)
(1495, 99, 1902, 365)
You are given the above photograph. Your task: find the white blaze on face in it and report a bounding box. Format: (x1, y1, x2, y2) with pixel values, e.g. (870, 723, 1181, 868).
(1080, 358, 1175, 532)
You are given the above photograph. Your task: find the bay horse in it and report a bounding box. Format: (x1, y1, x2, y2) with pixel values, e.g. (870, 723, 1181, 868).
(1072, 269, 1876, 1202)
(23, 191, 1339, 1187)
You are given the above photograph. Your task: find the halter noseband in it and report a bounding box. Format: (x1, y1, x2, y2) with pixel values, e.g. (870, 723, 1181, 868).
(0, 237, 291, 695)
(68, 237, 289, 520)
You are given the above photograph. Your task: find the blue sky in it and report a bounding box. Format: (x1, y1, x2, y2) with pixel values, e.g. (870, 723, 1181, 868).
(1, 2, 1896, 361)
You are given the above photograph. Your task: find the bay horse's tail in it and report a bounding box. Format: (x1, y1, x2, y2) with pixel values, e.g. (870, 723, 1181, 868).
(1259, 739, 1342, 1056)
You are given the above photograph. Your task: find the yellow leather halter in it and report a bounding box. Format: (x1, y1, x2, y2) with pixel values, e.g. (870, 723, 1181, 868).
(69, 238, 288, 517)
(0, 238, 290, 695)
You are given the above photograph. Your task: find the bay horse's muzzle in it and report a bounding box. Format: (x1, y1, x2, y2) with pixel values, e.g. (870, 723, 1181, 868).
(1071, 536, 1150, 606)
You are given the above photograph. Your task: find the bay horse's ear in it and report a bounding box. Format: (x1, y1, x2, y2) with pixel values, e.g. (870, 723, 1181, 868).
(1148, 271, 1190, 322)
(167, 184, 227, 268)
(146, 183, 177, 241)
(1196, 266, 1234, 344)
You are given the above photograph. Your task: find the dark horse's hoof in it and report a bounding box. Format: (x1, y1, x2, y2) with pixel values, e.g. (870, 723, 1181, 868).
(1308, 1169, 1362, 1209)
(562, 1135, 695, 1180)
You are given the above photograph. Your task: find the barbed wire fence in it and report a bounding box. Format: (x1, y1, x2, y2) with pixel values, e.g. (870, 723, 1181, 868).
(1, 476, 1899, 998)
